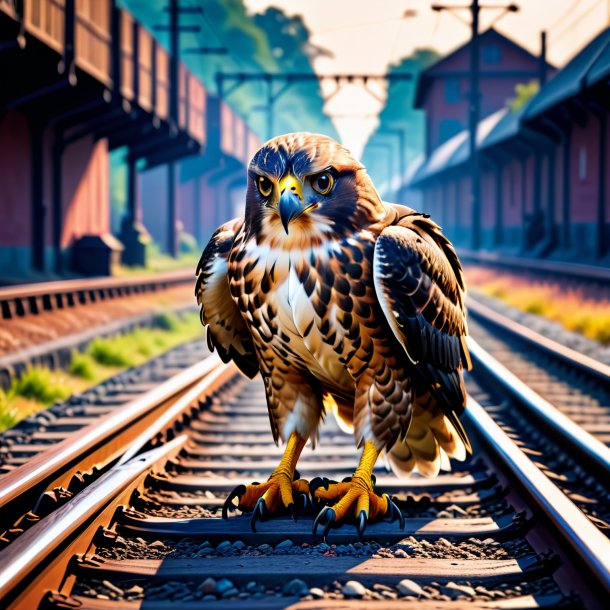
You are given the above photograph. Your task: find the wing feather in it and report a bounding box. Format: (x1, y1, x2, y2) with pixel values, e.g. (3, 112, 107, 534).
(195, 218, 259, 379)
(373, 211, 471, 450)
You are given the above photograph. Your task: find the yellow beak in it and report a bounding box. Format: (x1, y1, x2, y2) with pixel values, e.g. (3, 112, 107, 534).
(278, 175, 304, 201)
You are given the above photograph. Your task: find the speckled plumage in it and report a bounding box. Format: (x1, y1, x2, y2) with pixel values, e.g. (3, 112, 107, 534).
(196, 132, 471, 478)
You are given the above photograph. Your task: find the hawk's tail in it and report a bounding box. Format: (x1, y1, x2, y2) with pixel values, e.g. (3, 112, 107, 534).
(386, 406, 470, 478)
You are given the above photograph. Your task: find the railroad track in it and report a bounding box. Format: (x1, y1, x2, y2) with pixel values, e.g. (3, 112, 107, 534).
(0, 270, 195, 385)
(1, 337, 609, 609)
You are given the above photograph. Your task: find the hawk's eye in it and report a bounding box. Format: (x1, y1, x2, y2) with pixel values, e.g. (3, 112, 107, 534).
(311, 171, 334, 195)
(257, 175, 273, 198)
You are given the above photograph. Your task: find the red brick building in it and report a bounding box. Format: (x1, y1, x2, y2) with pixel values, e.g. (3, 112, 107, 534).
(415, 28, 548, 156)
(407, 26, 610, 264)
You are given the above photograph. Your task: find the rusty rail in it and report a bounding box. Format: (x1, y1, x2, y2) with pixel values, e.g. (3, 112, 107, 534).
(0, 269, 193, 319)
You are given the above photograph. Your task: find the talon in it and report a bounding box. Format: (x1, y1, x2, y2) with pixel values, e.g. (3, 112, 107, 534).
(357, 510, 368, 539)
(222, 484, 246, 520)
(251, 497, 267, 532)
(313, 506, 336, 541)
(388, 496, 405, 529)
(323, 508, 336, 541)
(288, 503, 296, 521)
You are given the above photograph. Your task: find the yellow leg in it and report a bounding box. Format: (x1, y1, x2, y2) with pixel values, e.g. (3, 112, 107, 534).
(313, 441, 404, 539)
(223, 432, 309, 531)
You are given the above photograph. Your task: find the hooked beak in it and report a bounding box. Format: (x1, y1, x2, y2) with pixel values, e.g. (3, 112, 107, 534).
(278, 175, 304, 234)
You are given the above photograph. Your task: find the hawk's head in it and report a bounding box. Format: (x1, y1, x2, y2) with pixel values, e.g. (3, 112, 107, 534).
(245, 133, 386, 248)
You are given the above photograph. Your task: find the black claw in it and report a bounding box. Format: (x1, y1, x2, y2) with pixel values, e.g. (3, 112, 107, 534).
(293, 469, 301, 481)
(357, 510, 368, 539)
(323, 509, 335, 541)
(250, 497, 267, 532)
(288, 503, 296, 521)
(341, 476, 352, 483)
(222, 484, 246, 520)
(384, 495, 405, 529)
(392, 499, 405, 529)
(371, 473, 377, 486)
(313, 506, 336, 541)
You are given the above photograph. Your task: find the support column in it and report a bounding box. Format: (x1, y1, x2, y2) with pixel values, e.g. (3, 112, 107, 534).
(31, 123, 46, 271)
(120, 156, 148, 266)
(597, 113, 607, 258)
(168, 162, 178, 256)
(52, 129, 64, 274)
(493, 162, 503, 247)
(561, 130, 571, 250)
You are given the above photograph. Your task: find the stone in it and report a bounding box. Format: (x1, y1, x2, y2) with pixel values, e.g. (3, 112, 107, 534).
(148, 540, 166, 549)
(125, 585, 144, 595)
(221, 588, 240, 598)
(102, 581, 124, 596)
(198, 578, 216, 594)
(397, 579, 429, 598)
(309, 587, 325, 599)
(197, 546, 213, 556)
(282, 578, 309, 596)
(444, 582, 476, 597)
(232, 540, 246, 550)
(342, 581, 366, 598)
(216, 540, 232, 552)
(276, 539, 293, 549)
(215, 579, 235, 595)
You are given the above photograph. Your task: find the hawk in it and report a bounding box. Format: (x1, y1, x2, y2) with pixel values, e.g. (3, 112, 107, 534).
(196, 133, 471, 537)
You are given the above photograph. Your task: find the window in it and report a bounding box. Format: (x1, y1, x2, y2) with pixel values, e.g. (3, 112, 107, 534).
(439, 119, 463, 144)
(482, 44, 501, 64)
(444, 77, 461, 103)
(579, 146, 587, 181)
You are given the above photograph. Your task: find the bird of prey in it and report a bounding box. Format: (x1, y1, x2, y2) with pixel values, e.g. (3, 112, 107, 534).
(196, 133, 471, 537)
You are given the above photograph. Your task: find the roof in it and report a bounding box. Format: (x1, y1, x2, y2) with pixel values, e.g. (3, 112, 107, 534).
(409, 109, 506, 185)
(414, 28, 545, 108)
(525, 26, 610, 120)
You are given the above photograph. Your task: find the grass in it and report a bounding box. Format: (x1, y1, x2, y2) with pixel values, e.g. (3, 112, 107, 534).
(0, 311, 203, 432)
(465, 266, 610, 345)
(115, 241, 200, 277)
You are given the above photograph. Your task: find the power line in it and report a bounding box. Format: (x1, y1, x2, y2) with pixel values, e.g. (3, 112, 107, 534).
(549, 0, 601, 41)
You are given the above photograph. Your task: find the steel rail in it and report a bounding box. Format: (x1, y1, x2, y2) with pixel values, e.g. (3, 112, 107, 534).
(467, 295, 610, 382)
(0, 436, 188, 605)
(0, 269, 193, 318)
(466, 337, 610, 481)
(466, 397, 610, 594)
(0, 355, 222, 512)
(458, 248, 610, 283)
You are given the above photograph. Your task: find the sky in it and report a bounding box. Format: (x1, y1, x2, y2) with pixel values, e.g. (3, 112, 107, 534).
(245, 0, 610, 156)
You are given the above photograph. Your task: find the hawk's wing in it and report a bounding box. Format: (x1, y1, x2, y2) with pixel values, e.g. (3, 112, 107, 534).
(373, 210, 471, 449)
(195, 218, 259, 379)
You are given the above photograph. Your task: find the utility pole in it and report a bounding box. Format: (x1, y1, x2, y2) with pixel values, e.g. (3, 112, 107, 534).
(469, 0, 481, 250)
(153, 3, 226, 257)
(431, 2, 518, 250)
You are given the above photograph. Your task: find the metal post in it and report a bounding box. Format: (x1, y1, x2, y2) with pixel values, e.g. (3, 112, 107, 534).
(469, 0, 481, 250)
(31, 123, 45, 271)
(168, 162, 177, 257)
(110, 0, 121, 102)
(127, 156, 138, 223)
(169, 0, 179, 123)
(539, 31, 547, 86)
(52, 130, 64, 274)
(168, 0, 178, 256)
(597, 113, 607, 258)
(266, 77, 274, 140)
